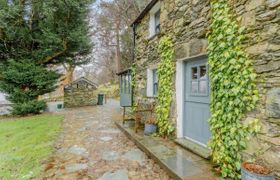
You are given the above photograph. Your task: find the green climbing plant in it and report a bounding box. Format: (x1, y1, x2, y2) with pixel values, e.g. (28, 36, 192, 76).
(156, 37, 175, 137)
(131, 63, 137, 112)
(208, 0, 260, 179)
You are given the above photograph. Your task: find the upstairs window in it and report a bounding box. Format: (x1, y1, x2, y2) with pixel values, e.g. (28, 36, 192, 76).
(154, 10, 160, 34)
(149, 2, 161, 38)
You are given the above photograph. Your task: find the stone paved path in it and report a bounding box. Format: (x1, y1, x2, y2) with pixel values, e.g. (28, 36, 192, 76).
(41, 100, 171, 180)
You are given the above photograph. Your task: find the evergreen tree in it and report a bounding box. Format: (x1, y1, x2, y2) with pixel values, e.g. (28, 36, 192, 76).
(0, 60, 60, 115)
(0, 0, 93, 115)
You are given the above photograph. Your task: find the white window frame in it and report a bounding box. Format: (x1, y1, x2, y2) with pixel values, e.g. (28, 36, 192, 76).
(149, 2, 161, 38)
(146, 68, 158, 97)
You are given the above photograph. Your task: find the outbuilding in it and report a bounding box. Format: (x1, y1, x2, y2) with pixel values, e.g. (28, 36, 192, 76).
(64, 77, 98, 108)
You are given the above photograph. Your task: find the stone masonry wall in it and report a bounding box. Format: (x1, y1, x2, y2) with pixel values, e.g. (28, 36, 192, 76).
(134, 0, 280, 176)
(64, 89, 97, 108)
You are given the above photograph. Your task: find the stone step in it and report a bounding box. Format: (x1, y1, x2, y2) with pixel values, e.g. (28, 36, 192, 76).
(115, 122, 218, 180)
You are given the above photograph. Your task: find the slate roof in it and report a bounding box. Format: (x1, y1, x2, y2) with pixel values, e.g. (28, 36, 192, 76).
(68, 77, 97, 88)
(131, 0, 159, 26)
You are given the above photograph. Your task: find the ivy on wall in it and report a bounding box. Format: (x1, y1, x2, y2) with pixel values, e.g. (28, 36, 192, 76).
(131, 63, 137, 112)
(208, 0, 260, 178)
(156, 37, 175, 137)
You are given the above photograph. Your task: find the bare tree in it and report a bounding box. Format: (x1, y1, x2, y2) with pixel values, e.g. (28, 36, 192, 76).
(87, 0, 150, 84)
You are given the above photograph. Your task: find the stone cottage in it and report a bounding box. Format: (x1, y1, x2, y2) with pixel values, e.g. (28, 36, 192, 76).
(132, 0, 280, 176)
(64, 77, 98, 108)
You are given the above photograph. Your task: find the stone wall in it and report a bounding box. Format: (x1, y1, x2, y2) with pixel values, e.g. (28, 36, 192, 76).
(134, 0, 280, 176)
(64, 89, 97, 108)
(233, 0, 280, 176)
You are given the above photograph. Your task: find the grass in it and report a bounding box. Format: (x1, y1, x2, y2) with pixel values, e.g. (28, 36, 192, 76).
(0, 114, 64, 180)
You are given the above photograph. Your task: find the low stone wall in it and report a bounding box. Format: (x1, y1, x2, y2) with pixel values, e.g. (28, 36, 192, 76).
(0, 104, 11, 116)
(64, 89, 97, 108)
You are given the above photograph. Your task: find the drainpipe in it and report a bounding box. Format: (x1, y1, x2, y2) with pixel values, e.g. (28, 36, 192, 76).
(131, 23, 137, 105)
(132, 23, 136, 63)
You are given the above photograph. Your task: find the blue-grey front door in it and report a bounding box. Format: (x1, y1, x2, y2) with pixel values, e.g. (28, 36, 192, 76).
(184, 57, 211, 146)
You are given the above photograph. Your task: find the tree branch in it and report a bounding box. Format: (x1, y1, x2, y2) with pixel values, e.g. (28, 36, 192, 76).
(39, 41, 67, 64)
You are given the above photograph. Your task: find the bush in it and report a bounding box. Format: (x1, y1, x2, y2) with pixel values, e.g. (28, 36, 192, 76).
(11, 100, 47, 115)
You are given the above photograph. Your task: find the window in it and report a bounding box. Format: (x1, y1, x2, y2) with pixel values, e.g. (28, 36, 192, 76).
(147, 68, 158, 97)
(154, 10, 160, 34)
(190, 65, 208, 95)
(120, 74, 131, 94)
(153, 69, 158, 96)
(149, 2, 161, 37)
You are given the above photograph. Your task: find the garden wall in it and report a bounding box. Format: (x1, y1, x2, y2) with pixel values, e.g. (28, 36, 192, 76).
(134, 0, 280, 176)
(64, 89, 97, 108)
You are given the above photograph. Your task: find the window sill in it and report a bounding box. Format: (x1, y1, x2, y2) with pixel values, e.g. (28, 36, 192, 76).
(146, 96, 158, 99)
(148, 32, 161, 41)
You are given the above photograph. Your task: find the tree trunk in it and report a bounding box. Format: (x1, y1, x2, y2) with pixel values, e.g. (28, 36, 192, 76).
(0, 28, 3, 40)
(65, 66, 75, 84)
(115, 20, 121, 73)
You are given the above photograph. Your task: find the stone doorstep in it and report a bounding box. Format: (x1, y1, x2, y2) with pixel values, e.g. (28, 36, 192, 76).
(174, 138, 211, 160)
(115, 122, 218, 180)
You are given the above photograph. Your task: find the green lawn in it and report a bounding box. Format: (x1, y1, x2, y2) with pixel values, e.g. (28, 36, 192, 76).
(0, 114, 64, 180)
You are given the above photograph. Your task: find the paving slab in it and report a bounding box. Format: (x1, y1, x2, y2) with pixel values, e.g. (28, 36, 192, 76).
(99, 136, 113, 142)
(98, 169, 129, 180)
(65, 163, 88, 172)
(102, 151, 120, 161)
(68, 145, 88, 156)
(122, 149, 145, 165)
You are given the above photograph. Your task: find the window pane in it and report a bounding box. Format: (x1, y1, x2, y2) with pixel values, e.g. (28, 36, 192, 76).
(125, 75, 129, 93)
(153, 69, 158, 82)
(153, 69, 158, 96)
(121, 75, 124, 93)
(192, 67, 198, 79)
(199, 80, 207, 94)
(191, 81, 198, 93)
(153, 83, 158, 96)
(200, 65, 207, 79)
(155, 10, 160, 33)
(123, 75, 126, 93)
(128, 74, 131, 93)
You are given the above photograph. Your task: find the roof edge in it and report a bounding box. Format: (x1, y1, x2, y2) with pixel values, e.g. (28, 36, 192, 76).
(131, 0, 159, 27)
(69, 77, 97, 87)
(116, 69, 131, 76)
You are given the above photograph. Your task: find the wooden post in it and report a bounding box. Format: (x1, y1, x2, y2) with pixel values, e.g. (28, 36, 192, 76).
(123, 106, 126, 125)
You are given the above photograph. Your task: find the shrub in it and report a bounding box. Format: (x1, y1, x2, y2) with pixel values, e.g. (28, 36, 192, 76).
(11, 100, 47, 115)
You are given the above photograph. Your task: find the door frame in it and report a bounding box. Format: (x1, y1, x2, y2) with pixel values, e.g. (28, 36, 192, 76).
(176, 54, 209, 141)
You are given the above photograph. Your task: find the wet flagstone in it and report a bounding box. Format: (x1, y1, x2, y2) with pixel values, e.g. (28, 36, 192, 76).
(122, 149, 146, 165)
(68, 145, 88, 156)
(102, 151, 120, 161)
(98, 169, 129, 180)
(99, 136, 113, 142)
(65, 163, 88, 172)
(40, 100, 171, 179)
